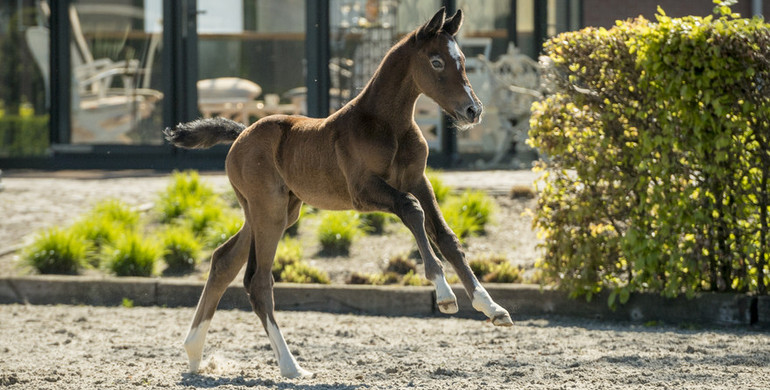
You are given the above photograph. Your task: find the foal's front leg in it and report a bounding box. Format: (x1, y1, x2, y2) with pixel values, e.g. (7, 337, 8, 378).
(350, 176, 458, 313)
(412, 176, 513, 326)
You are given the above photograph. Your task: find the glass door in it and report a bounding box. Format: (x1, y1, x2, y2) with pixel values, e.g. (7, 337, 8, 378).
(68, 0, 164, 144)
(195, 0, 306, 126)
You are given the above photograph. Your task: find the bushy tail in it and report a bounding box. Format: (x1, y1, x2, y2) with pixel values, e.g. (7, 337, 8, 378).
(163, 117, 247, 149)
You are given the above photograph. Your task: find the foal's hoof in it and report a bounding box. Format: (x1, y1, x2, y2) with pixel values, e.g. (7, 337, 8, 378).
(491, 312, 513, 327)
(282, 367, 314, 379)
(437, 298, 459, 314)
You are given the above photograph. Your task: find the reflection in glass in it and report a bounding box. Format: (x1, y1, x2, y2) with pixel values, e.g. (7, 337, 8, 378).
(66, 0, 164, 144)
(196, 0, 306, 125)
(0, 0, 49, 157)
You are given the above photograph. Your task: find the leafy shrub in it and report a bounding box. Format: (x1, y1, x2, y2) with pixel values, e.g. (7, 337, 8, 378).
(103, 232, 161, 277)
(442, 190, 495, 240)
(161, 226, 202, 273)
(156, 170, 216, 222)
(24, 227, 90, 274)
(318, 211, 360, 255)
(529, 1, 770, 303)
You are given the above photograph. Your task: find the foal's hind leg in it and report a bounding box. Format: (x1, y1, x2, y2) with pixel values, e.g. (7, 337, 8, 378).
(243, 194, 311, 379)
(184, 222, 252, 372)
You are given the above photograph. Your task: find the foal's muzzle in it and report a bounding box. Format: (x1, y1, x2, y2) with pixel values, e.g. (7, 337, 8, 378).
(455, 102, 483, 125)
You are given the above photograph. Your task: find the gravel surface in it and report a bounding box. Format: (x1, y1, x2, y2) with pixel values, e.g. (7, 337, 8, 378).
(1, 304, 769, 389)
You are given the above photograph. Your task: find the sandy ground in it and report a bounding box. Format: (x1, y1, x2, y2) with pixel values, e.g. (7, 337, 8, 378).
(1, 304, 768, 389)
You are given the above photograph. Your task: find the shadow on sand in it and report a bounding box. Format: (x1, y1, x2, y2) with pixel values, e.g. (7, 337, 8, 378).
(179, 373, 363, 389)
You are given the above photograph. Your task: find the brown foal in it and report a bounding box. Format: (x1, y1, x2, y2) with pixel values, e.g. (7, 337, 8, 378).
(164, 8, 512, 378)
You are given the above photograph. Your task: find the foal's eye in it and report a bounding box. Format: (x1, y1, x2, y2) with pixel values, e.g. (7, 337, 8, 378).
(430, 59, 444, 70)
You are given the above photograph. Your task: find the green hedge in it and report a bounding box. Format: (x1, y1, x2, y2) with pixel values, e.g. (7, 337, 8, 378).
(0, 115, 49, 157)
(529, 1, 770, 305)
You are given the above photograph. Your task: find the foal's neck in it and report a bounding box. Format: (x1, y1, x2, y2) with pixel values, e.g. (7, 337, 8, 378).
(353, 35, 421, 126)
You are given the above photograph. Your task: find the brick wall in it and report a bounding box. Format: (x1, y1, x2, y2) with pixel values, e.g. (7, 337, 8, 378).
(582, 0, 768, 28)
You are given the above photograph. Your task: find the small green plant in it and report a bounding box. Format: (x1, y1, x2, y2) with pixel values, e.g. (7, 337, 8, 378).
(273, 237, 303, 280)
(318, 211, 360, 255)
(482, 261, 522, 283)
(442, 190, 495, 240)
(24, 227, 90, 274)
(121, 297, 135, 308)
(88, 199, 140, 229)
(206, 211, 244, 248)
(103, 232, 162, 277)
(469, 255, 508, 279)
(161, 226, 202, 273)
(426, 168, 451, 204)
(402, 270, 431, 286)
(510, 185, 536, 200)
(346, 272, 376, 285)
(385, 254, 417, 275)
(71, 217, 120, 266)
(280, 262, 331, 284)
(156, 170, 216, 222)
(359, 212, 390, 235)
(186, 202, 224, 236)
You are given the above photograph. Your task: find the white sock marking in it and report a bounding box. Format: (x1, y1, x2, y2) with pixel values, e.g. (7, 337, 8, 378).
(184, 320, 210, 373)
(265, 317, 311, 378)
(433, 275, 458, 313)
(472, 288, 506, 318)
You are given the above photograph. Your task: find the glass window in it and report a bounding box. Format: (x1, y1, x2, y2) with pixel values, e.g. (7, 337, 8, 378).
(0, 1, 50, 157)
(196, 0, 306, 125)
(69, 0, 164, 144)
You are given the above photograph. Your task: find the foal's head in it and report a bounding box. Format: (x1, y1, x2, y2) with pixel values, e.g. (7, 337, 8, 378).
(411, 8, 482, 129)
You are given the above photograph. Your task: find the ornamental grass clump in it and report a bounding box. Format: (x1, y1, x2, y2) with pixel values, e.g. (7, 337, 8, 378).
(161, 226, 202, 273)
(205, 211, 244, 248)
(426, 168, 451, 204)
(72, 199, 142, 266)
(24, 227, 90, 274)
(103, 232, 162, 277)
(156, 170, 216, 222)
(442, 190, 495, 240)
(271, 237, 329, 284)
(318, 210, 360, 255)
(469, 255, 522, 283)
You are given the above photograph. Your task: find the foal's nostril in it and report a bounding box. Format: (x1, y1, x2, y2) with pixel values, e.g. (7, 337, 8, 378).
(466, 105, 481, 122)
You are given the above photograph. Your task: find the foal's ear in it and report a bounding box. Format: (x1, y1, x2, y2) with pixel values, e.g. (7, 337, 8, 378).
(417, 7, 446, 40)
(443, 9, 464, 36)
